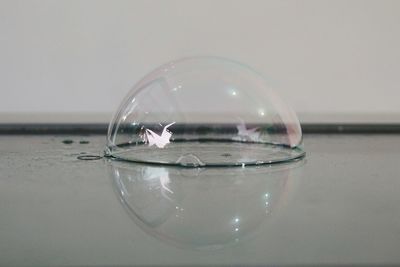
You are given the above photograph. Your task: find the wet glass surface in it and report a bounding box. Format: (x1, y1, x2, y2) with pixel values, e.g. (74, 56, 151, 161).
(1, 134, 400, 266)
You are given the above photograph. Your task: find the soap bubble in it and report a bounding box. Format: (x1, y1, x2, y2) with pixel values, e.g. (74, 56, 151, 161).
(105, 57, 304, 167)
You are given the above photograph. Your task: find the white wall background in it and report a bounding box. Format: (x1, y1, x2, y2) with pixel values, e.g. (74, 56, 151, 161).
(1, 0, 399, 123)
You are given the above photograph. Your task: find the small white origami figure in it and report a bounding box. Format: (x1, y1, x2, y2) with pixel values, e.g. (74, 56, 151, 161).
(145, 122, 176, 148)
(236, 121, 260, 142)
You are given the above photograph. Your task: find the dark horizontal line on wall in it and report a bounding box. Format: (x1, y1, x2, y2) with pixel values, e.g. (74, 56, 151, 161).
(1, 123, 400, 135)
(0, 124, 108, 135)
(302, 124, 400, 134)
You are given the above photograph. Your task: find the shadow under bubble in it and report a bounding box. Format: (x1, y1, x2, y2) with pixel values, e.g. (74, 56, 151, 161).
(107, 159, 305, 250)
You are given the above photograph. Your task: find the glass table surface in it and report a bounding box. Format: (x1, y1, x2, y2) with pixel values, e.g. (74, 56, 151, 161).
(0, 134, 399, 266)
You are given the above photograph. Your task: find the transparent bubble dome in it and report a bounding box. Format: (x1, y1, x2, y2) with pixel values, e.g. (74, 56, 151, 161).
(105, 57, 305, 167)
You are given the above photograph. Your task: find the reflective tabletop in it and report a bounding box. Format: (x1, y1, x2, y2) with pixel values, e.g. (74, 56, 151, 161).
(1, 134, 399, 266)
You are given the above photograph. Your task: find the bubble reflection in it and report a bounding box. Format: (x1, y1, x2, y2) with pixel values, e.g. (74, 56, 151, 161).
(108, 160, 304, 250)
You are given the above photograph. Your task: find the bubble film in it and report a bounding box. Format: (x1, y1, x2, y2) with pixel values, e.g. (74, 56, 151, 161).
(105, 57, 304, 167)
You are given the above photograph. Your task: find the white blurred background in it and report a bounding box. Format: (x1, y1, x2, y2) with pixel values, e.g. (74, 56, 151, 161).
(0, 0, 399, 123)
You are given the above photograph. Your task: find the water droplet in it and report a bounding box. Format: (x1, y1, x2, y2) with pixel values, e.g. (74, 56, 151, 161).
(77, 155, 102, 160)
(176, 154, 205, 167)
